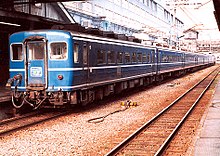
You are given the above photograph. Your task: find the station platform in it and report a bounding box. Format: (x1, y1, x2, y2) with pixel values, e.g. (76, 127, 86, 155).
(194, 79, 220, 155)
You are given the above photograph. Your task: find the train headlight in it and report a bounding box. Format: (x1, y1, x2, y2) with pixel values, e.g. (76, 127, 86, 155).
(57, 75, 63, 80)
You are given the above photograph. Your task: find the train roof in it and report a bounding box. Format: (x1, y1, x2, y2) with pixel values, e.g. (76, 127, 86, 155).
(10, 29, 211, 57)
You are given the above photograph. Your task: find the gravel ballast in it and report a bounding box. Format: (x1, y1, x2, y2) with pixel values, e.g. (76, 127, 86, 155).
(0, 66, 217, 155)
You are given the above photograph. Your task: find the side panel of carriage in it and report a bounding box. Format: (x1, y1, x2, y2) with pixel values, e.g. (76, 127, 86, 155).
(158, 49, 184, 73)
(71, 36, 107, 87)
(184, 53, 197, 69)
(72, 37, 156, 88)
(47, 31, 73, 92)
(9, 33, 26, 90)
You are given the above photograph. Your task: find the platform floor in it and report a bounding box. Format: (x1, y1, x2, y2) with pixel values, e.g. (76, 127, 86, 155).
(194, 78, 220, 155)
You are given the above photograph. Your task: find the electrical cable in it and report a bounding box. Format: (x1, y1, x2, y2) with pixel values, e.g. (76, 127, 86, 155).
(87, 106, 128, 123)
(87, 101, 136, 123)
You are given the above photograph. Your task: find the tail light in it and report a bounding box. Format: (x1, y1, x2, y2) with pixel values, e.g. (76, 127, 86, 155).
(57, 75, 63, 80)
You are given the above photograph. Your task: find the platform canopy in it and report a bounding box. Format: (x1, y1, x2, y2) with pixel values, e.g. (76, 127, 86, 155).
(213, 0, 220, 31)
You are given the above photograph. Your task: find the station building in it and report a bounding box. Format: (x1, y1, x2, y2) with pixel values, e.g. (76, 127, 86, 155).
(63, 0, 184, 46)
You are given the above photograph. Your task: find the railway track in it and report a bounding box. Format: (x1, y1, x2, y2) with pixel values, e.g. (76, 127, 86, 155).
(105, 68, 219, 156)
(0, 110, 71, 137)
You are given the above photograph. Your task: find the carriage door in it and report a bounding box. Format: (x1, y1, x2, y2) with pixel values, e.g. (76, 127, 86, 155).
(195, 55, 198, 65)
(156, 49, 161, 74)
(152, 48, 159, 74)
(25, 39, 47, 90)
(182, 53, 185, 68)
(83, 42, 90, 82)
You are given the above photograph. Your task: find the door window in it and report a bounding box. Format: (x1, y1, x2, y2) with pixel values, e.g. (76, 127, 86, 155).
(27, 41, 45, 60)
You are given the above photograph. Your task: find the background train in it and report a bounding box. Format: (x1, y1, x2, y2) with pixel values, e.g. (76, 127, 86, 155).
(7, 29, 215, 109)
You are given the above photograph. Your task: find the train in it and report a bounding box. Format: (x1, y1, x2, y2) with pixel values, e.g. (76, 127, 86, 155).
(7, 29, 215, 109)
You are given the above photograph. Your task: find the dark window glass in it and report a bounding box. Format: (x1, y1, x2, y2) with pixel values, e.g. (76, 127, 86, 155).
(97, 50, 106, 64)
(132, 52, 136, 63)
(11, 44, 22, 60)
(151, 50, 154, 63)
(162, 54, 168, 62)
(147, 53, 151, 63)
(143, 53, 147, 63)
(137, 53, 142, 63)
(117, 52, 123, 64)
(125, 52, 130, 63)
(107, 51, 115, 64)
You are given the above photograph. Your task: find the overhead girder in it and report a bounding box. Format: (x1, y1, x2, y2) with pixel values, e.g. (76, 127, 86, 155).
(0, 0, 85, 7)
(213, 0, 220, 31)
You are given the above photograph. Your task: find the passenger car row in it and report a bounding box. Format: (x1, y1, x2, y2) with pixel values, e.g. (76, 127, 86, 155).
(8, 30, 215, 109)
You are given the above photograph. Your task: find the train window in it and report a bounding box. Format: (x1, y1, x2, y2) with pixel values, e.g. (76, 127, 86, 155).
(125, 52, 130, 63)
(117, 52, 123, 64)
(28, 41, 45, 60)
(162, 54, 167, 62)
(142, 53, 147, 63)
(195, 57, 198, 61)
(74, 43, 79, 63)
(168, 56, 172, 62)
(151, 50, 155, 63)
(137, 53, 142, 63)
(50, 42, 67, 60)
(107, 51, 115, 64)
(97, 50, 106, 64)
(11, 44, 23, 61)
(131, 52, 137, 63)
(174, 56, 178, 62)
(177, 56, 179, 62)
(180, 56, 183, 62)
(171, 56, 174, 62)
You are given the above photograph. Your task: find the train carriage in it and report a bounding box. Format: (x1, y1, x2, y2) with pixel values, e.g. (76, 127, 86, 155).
(7, 29, 215, 109)
(158, 49, 184, 74)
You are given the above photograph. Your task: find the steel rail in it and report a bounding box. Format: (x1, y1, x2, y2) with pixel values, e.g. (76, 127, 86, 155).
(105, 67, 219, 156)
(155, 69, 219, 155)
(0, 110, 45, 125)
(0, 111, 71, 137)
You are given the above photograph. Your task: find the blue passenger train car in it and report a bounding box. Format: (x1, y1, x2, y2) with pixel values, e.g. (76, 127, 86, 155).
(7, 30, 215, 109)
